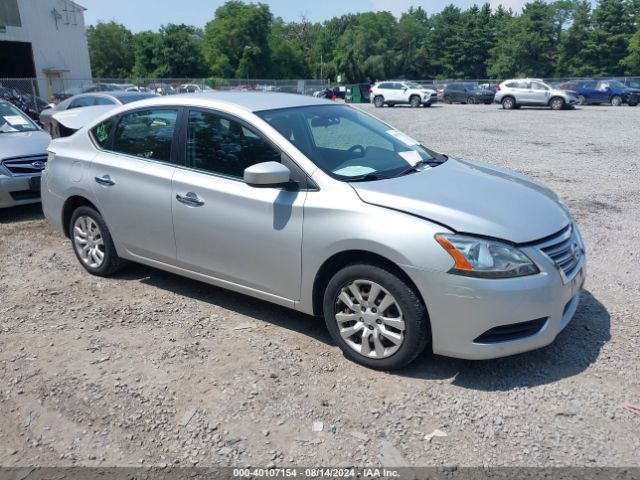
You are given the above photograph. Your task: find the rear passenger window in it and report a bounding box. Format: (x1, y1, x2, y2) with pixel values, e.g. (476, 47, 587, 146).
(378, 83, 391, 89)
(111, 109, 178, 163)
(90, 117, 117, 148)
(69, 97, 96, 109)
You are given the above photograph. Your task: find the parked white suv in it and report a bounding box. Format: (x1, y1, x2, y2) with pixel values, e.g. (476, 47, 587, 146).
(370, 81, 438, 108)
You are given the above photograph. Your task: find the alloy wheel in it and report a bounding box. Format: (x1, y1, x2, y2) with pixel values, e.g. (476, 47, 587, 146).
(334, 279, 405, 359)
(73, 215, 105, 269)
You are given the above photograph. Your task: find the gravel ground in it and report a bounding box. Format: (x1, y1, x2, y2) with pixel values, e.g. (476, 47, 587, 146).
(1, 103, 639, 469)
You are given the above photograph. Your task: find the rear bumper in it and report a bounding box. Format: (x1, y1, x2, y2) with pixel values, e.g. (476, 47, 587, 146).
(0, 174, 41, 208)
(404, 256, 586, 360)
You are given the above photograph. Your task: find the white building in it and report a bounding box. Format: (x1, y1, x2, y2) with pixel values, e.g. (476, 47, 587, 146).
(0, 0, 92, 100)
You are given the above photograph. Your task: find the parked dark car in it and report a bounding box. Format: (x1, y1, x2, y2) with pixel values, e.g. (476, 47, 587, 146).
(443, 83, 495, 104)
(0, 86, 49, 124)
(560, 80, 637, 106)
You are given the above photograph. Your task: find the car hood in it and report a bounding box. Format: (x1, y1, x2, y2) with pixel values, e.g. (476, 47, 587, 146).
(0, 130, 51, 158)
(351, 158, 570, 244)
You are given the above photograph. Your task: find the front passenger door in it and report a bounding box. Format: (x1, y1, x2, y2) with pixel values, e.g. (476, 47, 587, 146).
(171, 109, 306, 301)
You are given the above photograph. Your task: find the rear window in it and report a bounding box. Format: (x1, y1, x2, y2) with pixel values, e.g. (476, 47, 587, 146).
(118, 93, 156, 104)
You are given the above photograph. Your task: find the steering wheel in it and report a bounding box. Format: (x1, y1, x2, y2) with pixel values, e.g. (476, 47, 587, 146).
(347, 144, 365, 158)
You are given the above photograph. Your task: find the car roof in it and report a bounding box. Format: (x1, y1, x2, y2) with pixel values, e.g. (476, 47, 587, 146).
(75, 91, 156, 100)
(124, 92, 336, 112)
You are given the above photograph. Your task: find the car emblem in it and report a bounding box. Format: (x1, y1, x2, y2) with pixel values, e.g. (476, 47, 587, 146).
(31, 161, 45, 169)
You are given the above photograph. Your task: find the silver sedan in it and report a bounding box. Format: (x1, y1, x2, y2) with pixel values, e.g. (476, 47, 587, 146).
(41, 93, 586, 370)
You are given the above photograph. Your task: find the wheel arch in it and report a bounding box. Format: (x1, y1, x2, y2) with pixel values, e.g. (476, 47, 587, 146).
(311, 249, 425, 317)
(62, 195, 100, 237)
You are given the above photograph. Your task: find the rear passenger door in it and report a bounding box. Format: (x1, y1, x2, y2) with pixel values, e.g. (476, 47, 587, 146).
(90, 108, 181, 263)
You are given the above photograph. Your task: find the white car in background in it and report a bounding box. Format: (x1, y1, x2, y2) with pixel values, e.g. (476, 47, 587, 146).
(370, 81, 438, 108)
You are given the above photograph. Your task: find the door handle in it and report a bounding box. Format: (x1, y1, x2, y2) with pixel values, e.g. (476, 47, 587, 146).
(95, 175, 115, 186)
(176, 192, 204, 207)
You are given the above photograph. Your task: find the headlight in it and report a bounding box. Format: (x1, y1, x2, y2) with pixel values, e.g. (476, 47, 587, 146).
(435, 234, 539, 278)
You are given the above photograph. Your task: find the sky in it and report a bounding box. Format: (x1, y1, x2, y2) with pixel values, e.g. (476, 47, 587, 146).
(79, 0, 529, 32)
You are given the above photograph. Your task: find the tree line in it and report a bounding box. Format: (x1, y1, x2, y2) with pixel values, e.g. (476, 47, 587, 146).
(87, 0, 640, 82)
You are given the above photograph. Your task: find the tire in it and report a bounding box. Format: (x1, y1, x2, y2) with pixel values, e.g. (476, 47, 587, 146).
(443, 96, 452, 104)
(69, 205, 125, 276)
(501, 96, 515, 110)
(388, 103, 395, 107)
(409, 95, 421, 108)
(629, 102, 638, 107)
(550, 97, 565, 110)
(577, 95, 586, 105)
(611, 95, 622, 107)
(467, 96, 476, 105)
(322, 263, 430, 370)
(373, 95, 384, 108)
(424, 102, 432, 107)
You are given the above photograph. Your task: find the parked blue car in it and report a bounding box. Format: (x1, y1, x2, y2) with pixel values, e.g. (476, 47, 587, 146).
(560, 80, 638, 106)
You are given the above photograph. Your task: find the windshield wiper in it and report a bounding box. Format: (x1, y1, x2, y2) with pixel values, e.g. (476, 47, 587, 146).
(395, 156, 447, 178)
(343, 172, 391, 182)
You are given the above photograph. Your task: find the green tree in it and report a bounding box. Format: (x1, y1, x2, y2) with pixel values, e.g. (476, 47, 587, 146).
(153, 24, 207, 78)
(87, 21, 134, 78)
(396, 7, 431, 79)
(622, 25, 640, 73)
(590, 0, 635, 75)
(203, 1, 273, 78)
(427, 5, 466, 78)
(132, 31, 161, 77)
(555, 1, 596, 76)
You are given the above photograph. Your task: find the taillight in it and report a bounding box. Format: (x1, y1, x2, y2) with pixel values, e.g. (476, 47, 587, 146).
(496, 84, 501, 92)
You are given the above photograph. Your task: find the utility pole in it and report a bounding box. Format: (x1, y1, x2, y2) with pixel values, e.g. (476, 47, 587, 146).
(320, 55, 323, 82)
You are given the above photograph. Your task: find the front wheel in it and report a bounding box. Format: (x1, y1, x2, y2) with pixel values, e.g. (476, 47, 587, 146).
(373, 96, 384, 108)
(611, 95, 622, 107)
(467, 96, 476, 105)
(550, 97, 565, 110)
(577, 95, 586, 105)
(70, 206, 124, 276)
(322, 263, 430, 370)
(443, 96, 452, 104)
(409, 95, 421, 108)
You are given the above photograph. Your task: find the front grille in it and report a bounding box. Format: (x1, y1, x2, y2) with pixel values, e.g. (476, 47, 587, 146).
(1, 155, 48, 176)
(536, 225, 583, 280)
(474, 317, 548, 343)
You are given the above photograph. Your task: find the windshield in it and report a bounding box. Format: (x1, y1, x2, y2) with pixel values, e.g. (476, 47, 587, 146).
(257, 105, 442, 181)
(0, 102, 38, 133)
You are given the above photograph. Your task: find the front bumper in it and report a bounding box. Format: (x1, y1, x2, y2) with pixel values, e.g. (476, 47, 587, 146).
(404, 244, 586, 360)
(423, 95, 438, 105)
(0, 173, 41, 208)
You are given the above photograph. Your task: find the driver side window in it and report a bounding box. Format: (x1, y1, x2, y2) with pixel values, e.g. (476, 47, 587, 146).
(186, 110, 281, 179)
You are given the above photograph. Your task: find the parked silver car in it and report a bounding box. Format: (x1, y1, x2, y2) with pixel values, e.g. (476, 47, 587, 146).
(0, 101, 51, 208)
(41, 93, 586, 369)
(40, 91, 157, 134)
(495, 79, 579, 110)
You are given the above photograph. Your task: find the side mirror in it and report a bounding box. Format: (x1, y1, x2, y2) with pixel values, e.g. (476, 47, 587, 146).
(244, 161, 291, 188)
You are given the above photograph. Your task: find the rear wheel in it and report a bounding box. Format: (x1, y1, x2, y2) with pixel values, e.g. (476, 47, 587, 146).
(611, 95, 622, 107)
(409, 95, 421, 108)
(550, 97, 565, 110)
(323, 263, 430, 370)
(70, 206, 124, 276)
(444, 96, 452, 104)
(501, 96, 515, 110)
(373, 95, 384, 108)
(467, 96, 476, 105)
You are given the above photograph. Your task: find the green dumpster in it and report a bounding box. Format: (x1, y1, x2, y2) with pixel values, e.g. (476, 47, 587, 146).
(345, 84, 370, 103)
